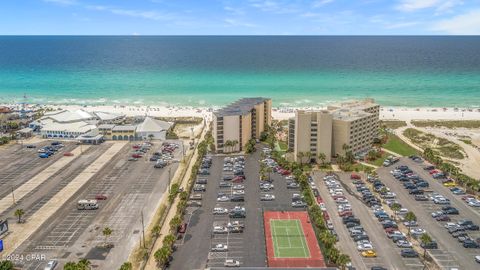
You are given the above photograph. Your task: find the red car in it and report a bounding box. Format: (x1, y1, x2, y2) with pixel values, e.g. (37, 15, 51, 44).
(351, 173, 361, 180)
(322, 211, 329, 220)
(316, 197, 323, 204)
(178, 223, 187, 233)
(384, 227, 397, 233)
(63, 152, 74, 157)
(339, 210, 353, 217)
(436, 215, 451, 222)
(462, 195, 476, 201)
(95, 194, 108, 200)
(132, 153, 142, 158)
(132, 145, 140, 149)
(233, 176, 245, 181)
(429, 169, 439, 175)
(332, 195, 346, 200)
(232, 178, 244, 183)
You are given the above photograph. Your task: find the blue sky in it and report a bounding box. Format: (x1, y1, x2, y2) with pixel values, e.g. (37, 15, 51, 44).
(1, 0, 479, 34)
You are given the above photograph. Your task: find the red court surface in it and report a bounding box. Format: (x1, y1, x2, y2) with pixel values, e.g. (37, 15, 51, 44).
(264, 211, 326, 268)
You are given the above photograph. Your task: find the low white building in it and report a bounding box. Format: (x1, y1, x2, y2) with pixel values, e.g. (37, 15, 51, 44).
(135, 117, 172, 140)
(40, 120, 98, 139)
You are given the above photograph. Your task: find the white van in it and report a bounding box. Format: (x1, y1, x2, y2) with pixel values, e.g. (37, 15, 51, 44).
(77, 200, 99, 210)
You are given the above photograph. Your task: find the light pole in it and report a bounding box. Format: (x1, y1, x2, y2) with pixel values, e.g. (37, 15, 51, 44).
(11, 186, 15, 205)
(141, 210, 146, 249)
(168, 167, 172, 194)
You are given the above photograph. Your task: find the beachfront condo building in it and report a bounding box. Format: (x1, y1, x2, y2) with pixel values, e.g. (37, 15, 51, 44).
(288, 99, 379, 163)
(213, 98, 272, 153)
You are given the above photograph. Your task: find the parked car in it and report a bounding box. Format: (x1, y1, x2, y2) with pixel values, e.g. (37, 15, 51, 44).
(224, 259, 240, 267)
(401, 249, 418, 258)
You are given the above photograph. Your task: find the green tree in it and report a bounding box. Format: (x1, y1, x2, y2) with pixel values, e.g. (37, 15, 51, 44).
(151, 225, 161, 238)
(318, 152, 326, 167)
(63, 262, 78, 270)
(0, 260, 14, 270)
(119, 262, 132, 270)
(336, 254, 351, 270)
(102, 227, 113, 247)
(404, 211, 417, 234)
(154, 246, 171, 267)
(163, 234, 176, 249)
(14, 208, 25, 223)
(169, 215, 182, 232)
(390, 203, 401, 221)
(78, 259, 91, 270)
(420, 233, 432, 258)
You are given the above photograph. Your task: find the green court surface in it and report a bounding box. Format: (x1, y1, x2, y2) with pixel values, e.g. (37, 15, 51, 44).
(270, 219, 311, 258)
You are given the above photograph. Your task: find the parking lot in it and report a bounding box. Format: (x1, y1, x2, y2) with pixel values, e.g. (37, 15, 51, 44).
(0, 141, 76, 201)
(313, 171, 424, 270)
(378, 158, 480, 269)
(171, 146, 308, 269)
(12, 140, 182, 270)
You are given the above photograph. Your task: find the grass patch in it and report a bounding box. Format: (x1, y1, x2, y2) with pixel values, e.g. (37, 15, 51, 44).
(383, 134, 419, 157)
(380, 120, 407, 129)
(459, 139, 472, 145)
(403, 128, 464, 159)
(412, 120, 480, 129)
(366, 151, 389, 167)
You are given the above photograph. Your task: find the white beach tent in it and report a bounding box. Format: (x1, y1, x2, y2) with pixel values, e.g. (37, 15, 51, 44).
(136, 116, 172, 140)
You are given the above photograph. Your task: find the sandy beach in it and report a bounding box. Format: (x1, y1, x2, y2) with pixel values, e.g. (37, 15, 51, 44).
(4, 103, 480, 122)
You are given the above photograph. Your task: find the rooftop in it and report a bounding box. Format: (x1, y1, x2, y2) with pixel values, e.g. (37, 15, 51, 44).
(214, 97, 270, 117)
(332, 108, 372, 121)
(136, 117, 172, 132)
(112, 125, 137, 131)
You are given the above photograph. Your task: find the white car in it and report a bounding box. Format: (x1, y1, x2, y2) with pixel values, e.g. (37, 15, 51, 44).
(410, 228, 426, 236)
(468, 200, 480, 207)
(233, 190, 245, 195)
(224, 259, 240, 267)
(213, 226, 228, 234)
(44, 260, 58, 270)
(260, 194, 275, 201)
(403, 221, 418, 227)
(357, 243, 373, 251)
(292, 201, 307, 208)
(233, 185, 244, 190)
(396, 240, 412, 248)
(211, 244, 228, 251)
(319, 203, 327, 211)
(356, 240, 371, 246)
(326, 220, 334, 230)
(217, 196, 230, 202)
(213, 207, 228, 215)
(434, 198, 450, 204)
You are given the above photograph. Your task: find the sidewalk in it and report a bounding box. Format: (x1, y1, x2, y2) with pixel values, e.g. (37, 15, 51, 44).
(144, 125, 208, 270)
(0, 145, 88, 214)
(2, 142, 126, 255)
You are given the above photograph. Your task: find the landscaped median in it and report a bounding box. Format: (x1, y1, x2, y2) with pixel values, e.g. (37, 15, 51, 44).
(128, 125, 209, 270)
(269, 150, 351, 269)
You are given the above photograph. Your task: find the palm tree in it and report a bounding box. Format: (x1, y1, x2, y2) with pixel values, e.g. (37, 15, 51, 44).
(154, 246, 171, 267)
(336, 254, 351, 270)
(163, 234, 176, 249)
(305, 151, 313, 164)
(232, 140, 239, 152)
(14, 208, 25, 223)
(119, 262, 133, 270)
(404, 211, 417, 235)
(224, 140, 233, 153)
(102, 227, 113, 247)
(297, 152, 305, 164)
(169, 215, 182, 232)
(420, 233, 432, 258)
(148, 134, 154, 141)
(318, 152, 326, 167)
(265, 166, 273, 181)
(78, 258, 91, 270)
(390, 203, 401, 221)
(151, 225, 161, 238)
(63, 262, 78, 270)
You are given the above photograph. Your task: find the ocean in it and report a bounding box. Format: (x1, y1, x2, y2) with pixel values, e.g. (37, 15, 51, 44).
(0, 36, 479, 107)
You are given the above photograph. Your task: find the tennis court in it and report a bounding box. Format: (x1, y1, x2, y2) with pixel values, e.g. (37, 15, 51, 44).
(264, 211, 325, 268)
(270, 219, 310, 258)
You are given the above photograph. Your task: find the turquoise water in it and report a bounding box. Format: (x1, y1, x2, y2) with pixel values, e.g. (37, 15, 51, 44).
(1, 36, 479, 107)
